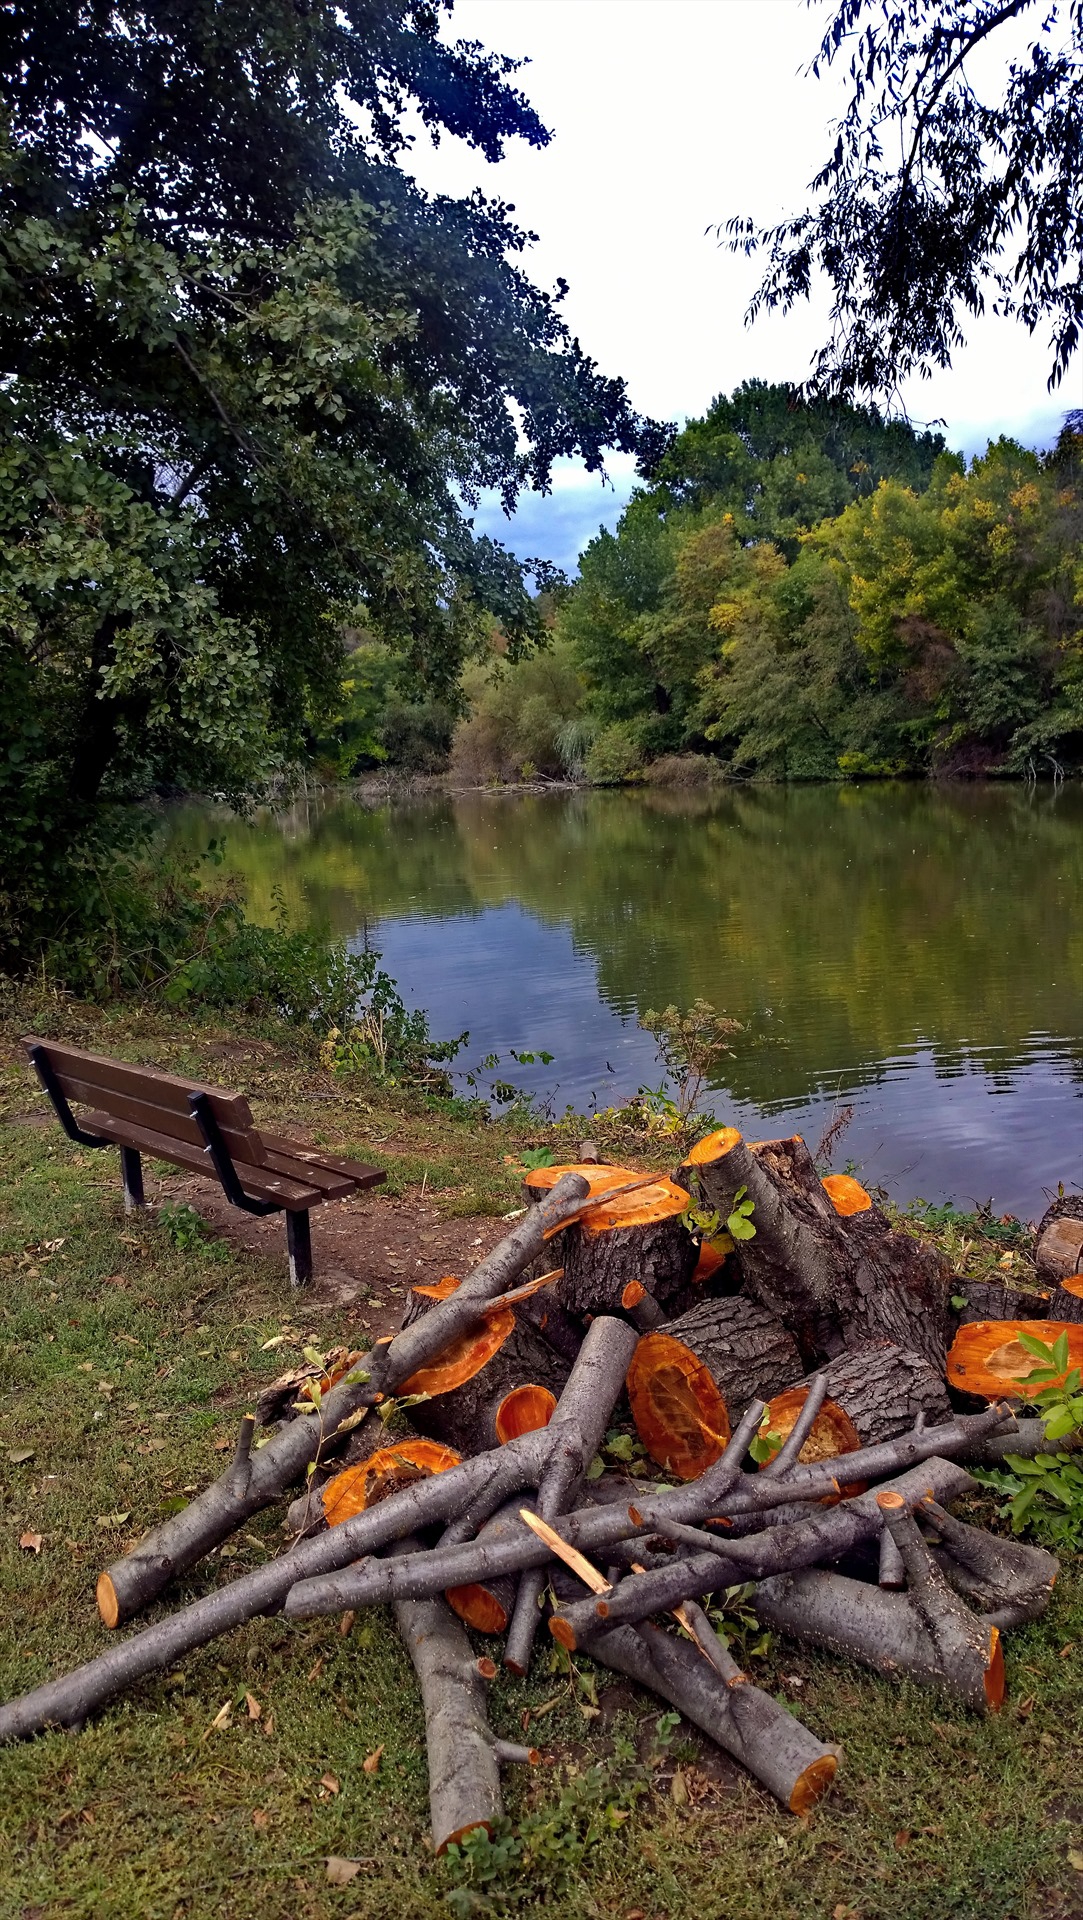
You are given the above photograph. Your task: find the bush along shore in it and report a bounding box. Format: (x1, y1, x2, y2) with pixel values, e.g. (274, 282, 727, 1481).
(1, 973, 1082, 1920)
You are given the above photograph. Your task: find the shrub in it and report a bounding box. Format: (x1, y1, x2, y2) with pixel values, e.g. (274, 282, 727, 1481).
(643, 753, 720, 786)
(585, 722, 643, 784)
(449, 643, 585, 783)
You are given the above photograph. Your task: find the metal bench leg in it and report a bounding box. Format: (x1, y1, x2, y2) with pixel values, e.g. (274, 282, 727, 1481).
(120, 1147, 145, 1213)
(286, 1209, 312, 1287)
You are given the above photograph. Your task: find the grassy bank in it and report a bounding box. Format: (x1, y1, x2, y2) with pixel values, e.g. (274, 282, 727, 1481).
(1, 1000, 1081, 1920)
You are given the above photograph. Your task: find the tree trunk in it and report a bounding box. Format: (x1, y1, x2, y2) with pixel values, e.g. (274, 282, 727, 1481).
(953, 1276, 1053, 1328)
(97, 1171, 591, 1627)
(1035, 1213, 1083, 1285)
(1048, 1276, 1083, 1325)
(584, 1615, 838, 1814)
(811, 1343, 952, 1444)
(500, 1316, 639, 1676)
(558, 1178, 698, 1320)
(627, 1296, 801, 1479)
(694, 1131, 950, 1369)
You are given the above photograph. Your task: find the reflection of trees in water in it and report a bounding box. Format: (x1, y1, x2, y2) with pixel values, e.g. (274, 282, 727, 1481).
(166, 783, 1083, 1107)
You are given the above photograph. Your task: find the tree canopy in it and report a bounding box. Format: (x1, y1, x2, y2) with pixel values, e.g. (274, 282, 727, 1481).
(727, 0, 1083, 399)
(0, 0, 658, 961)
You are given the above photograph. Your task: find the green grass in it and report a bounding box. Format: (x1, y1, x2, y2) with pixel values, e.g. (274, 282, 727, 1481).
(1, 1003, 1081, 1918)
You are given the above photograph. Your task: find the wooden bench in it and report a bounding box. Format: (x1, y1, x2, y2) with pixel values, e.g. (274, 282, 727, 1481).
(22, 1037, 386, 1286)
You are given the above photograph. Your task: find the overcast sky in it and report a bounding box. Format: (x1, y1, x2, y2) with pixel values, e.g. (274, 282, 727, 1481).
(406, 0, 1082, 573)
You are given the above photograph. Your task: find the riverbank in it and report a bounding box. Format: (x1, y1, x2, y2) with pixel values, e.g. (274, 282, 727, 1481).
(1, 999, 1081, 1918)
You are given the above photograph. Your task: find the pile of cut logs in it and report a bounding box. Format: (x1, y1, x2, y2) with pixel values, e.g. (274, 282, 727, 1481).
(2, 1141, 1081, 1852)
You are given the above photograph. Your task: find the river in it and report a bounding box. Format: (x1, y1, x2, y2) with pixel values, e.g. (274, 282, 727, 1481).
(166, 781, 1083, 1221)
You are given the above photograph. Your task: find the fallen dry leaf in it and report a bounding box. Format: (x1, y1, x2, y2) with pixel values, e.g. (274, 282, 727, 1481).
(262, 1712, 275, 1737)
(260, 1335, 289, 1351)
(95, 1512, 131, 1529)
(251, 1809, 270, 1830)
(670, 1769, 688, 1805)
(245, 1692, 261, 1720)
(19, 1532, 43, 1553)
(307, 1657, 325, 1683)
(326, 1856, 362, 1886)
(362, 1745, 384, 1775)
(1018, 1696, 1036, 1719)
(338, 1609, 356, 1638)
(213, 1437, 232, 1453)
(894, 1830, 911, 1848)
(320, 1772, 340, 1796)
(8, 1448, 34, 1465)
(1069, 1849, 1083, 1873)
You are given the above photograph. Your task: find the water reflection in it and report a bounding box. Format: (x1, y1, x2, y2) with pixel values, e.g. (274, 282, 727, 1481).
(166, 782, 1083, 1218)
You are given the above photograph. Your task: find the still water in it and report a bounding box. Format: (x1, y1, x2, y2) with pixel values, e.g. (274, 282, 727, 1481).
(167, 782, 1083, 1220)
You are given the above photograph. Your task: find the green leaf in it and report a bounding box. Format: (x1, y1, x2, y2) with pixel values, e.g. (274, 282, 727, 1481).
(1052, 1332, 1071, 1374)
(1016, 1332, 1058, 1363)
(727, 1213, 757, 1241)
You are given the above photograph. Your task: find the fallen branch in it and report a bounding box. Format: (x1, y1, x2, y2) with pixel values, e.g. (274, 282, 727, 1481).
(389, 1540, 537, 1852)
(546, 1458, 979, 1650)
(584, 1618, 838, 1814)
(97, 1171, 591, 1627)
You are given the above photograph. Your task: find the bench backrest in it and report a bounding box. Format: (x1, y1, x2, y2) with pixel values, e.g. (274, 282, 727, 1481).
(22, 1038, 262, 1165)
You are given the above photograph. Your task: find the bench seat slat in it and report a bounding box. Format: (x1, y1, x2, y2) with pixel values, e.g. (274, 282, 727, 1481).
(256, 1132, 386, 1191)
(83, 1112, 322, 1208)
(249, 1149, 354, 1200)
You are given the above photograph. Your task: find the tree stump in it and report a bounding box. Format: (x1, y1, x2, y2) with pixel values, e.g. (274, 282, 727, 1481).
(627, 1296, 801, 1479)
(557, 1177, 697, 1320)
(692, 1129, 950, 1368)
(1036, 1211, 1083, 1285)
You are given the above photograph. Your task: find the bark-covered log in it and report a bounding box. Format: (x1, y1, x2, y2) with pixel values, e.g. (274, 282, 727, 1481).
(545, 1457, 979, 1650)
(584, 1616, 838, 1814)
(282, 1406, 1009, 1625)
(389, 1539, 537, 1851)
(811, 1343, 952, 1445)
(627, 1296, 801, 1479)
(0, 1425, 555, 1744)
(411, 1317, 569, 1455)
(502, 1315, 641, 1676)
(445, 1504, 523, 1636)
(751, 1564, 1004, 1711)
(693, 1130, 950, 1369)
(952, 1276, 1054, 1329)
(558, 1178, 698, 1320)
(1036, 1215, 1083, 1284)
(1047, 1276, 1083, 1325)
(97, 1172, 591, 1627)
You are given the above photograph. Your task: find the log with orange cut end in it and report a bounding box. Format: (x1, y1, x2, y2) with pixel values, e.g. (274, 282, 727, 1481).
(321, 1437, 463, 1527)
(405, 1309, 569, 1455)
(1051, 1274, 1083, 1325)
(756, 1387, 866, 1501)
(946, 1319, 1083, 1401)
(559, 1175, 698, 1319)
(821, 1173, 872, 1217)
(626, 1297, 801, 1480)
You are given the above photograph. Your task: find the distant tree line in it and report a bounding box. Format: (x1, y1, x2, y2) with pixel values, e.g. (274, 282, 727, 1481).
(445, 383, 1082, 786)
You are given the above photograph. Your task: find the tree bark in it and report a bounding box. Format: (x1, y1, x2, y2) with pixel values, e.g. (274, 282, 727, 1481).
(953, 1276, 1053, 1328)
(916, 1495, 1059, 1624)
(583, 1617, 838, 1814)
(874, 1491, 1005, 1711)
(1035, 1214, 1083, 1285)
(97, 1171, 591, 1626)
(627, 1296, 801, 1479)
(500, 1315, 639, 1676)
